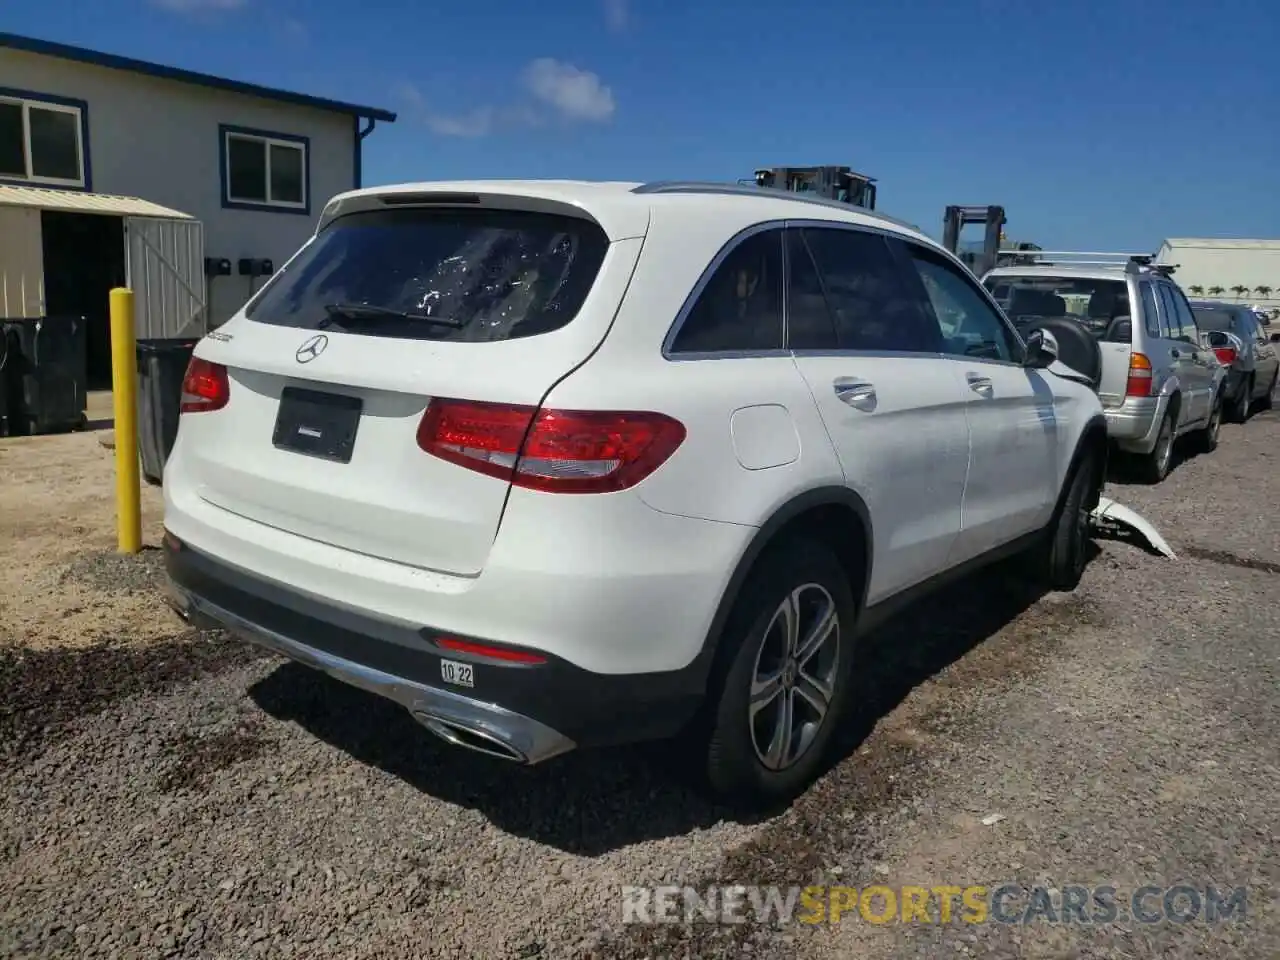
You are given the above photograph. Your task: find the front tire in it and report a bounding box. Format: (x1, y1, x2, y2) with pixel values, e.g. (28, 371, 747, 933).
(698, 539, 857, 809)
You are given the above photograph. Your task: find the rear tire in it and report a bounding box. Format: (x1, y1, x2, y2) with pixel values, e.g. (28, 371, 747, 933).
(1228, 377, 1252, 423)
(1193, 393, 1223, 453)
(1137, 410, 1175, 484)
(1038, 452, 1096, 591)
(1260, 371, 1277, 412)
(696, 538, 857, 810)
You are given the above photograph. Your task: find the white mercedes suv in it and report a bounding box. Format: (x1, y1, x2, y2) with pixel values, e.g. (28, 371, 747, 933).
(163, 180, 1107, 808)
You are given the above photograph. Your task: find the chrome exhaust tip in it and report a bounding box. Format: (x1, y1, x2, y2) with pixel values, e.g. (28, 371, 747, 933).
(413, 712, 529, 764)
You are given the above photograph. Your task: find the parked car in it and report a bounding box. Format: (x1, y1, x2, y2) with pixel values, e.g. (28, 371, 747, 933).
(1189, 300, 1279, 422)
(983, 258, 1226, 483)
(162, 180, 1107, 808)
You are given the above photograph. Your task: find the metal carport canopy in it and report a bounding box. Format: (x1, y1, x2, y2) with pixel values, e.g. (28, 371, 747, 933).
(0, 183, 193, 219)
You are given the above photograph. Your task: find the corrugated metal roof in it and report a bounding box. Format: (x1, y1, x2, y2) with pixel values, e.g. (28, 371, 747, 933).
(0, 184, 193, 219)
(1160, 238, 1280, 250)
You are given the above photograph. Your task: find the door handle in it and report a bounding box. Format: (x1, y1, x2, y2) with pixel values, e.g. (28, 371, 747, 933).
(833, 378, 876, 409)
(965, 372, 994, 397)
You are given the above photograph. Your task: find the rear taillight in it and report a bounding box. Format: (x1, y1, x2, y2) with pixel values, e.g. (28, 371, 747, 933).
(416, 399, 686, 493)
(1125, 352, 1153, 398)
(1213, 347, 1237, 366)
(180, 357, 230, 413)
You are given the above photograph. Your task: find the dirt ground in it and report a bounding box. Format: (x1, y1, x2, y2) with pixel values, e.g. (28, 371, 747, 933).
(1, 410, 1277, 959)
(0, 431, 171, 650)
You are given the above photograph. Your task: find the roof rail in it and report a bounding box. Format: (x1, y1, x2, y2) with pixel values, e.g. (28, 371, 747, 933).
(991, 250, 1173, 270)
(630, 181, 921, 232)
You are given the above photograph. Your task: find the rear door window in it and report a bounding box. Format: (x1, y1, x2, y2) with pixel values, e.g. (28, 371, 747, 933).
(796, 227, 941, 353)
(246, 207, 609, 342)
(1166, 286, 1199, 343)
(1139, 282, 1161, 337)
(669, 228, 784, 353)
(1154, 284, 1179, 340)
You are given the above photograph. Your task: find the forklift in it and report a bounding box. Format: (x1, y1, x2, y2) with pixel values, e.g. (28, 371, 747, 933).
(750, 166, 878, 210)
(942, 204, 1041, 276)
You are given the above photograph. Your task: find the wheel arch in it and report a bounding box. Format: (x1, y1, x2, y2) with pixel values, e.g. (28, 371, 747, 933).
(688, 486, 873, 689)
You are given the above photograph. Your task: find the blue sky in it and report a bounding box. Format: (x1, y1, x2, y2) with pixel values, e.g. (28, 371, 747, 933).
(6, 0, 1279, 250)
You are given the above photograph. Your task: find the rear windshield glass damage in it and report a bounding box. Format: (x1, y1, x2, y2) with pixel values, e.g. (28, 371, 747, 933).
(245, 207, 609, 342)
(984, 275, 1130, 338)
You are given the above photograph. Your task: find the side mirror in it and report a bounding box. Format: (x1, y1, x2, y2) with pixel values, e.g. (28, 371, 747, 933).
(1023, 328, 1059, 369)
(1205, 330, 1231, 348)
(1270, 332, 1280, 343)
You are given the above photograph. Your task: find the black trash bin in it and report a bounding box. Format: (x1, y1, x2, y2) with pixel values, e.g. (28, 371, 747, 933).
(1, 316, 88, 435)
(136, 338, 199, 485)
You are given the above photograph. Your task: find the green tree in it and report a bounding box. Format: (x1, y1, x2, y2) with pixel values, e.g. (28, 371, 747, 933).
(1230, 284, 1250, 300)
(1208, 285, 1226, 296)
(1189, 285, 1205, 296)
(1255, 284, 1273, 301)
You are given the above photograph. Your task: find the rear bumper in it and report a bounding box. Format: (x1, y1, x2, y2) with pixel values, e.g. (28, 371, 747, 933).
(164, 536, 706, 759)
(1105, 395, 1167, 454)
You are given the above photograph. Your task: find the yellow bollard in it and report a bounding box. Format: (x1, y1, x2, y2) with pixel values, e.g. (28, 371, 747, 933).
(109, 287, 142, 554)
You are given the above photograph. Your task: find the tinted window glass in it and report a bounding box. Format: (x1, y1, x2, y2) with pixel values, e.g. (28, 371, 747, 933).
(269, 144, 304, 205)
(671, 229, 784, 353)
(1139, 282, 1161, 337)
(992, 275, 1129, 339)
(1169, 287, 1200, 342)
(1154, 284, 1178, 339)
(28, 107, 80, 181)
(784, 230, 838, 350)
(247, 207, 609, 343)
(905, 246, 1020, 361)
(802, 228, 939, 353)
(227, 136, 267, 203)
(1190, 307, 1236, 334)
(0, 101, 22, 176)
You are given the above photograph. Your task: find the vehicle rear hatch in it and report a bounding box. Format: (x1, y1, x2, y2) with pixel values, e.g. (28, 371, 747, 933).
(179, 189, 647, 575)
(988, 272, 1132, 407)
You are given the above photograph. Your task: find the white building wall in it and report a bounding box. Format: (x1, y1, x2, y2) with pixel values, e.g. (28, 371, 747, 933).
(1156, 239, 1280, 309)
(0, 48, 357, 324)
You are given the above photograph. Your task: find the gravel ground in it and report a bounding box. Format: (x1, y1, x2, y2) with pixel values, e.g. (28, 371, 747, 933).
(1, 406, 1278, 959)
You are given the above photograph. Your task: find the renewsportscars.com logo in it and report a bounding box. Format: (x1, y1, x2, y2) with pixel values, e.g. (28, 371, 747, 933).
(621, 884, 1249, 926)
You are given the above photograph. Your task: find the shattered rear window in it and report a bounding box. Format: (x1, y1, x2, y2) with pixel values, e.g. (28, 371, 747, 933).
(245, 207, 609, 342)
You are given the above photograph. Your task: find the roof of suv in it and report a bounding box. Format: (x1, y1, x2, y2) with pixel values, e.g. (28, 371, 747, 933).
(319, 178, 939, 253)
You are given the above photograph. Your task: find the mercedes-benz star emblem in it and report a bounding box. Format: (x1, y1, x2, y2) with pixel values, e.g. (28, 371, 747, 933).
(295, 334, 328, 363)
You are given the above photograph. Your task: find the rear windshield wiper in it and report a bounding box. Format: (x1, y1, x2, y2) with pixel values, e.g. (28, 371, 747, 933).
(320, 303, 465, 328)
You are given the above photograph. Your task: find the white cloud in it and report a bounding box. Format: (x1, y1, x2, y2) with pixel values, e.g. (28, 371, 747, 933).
(522, 58, 615, 123)
(150, 0, 246, 11)
(603, 0, 628, 32)
(397, 60, 615, 138)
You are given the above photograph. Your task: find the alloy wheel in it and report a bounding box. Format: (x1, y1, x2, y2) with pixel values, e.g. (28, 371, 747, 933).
(749, 583, 841, 772)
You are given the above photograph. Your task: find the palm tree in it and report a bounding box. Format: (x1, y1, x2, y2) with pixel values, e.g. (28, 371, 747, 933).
(1255, 284, 1273, 302)
(1208, 285, 1226, 297)
(1230, 284, 1250, 301)
(1189, 285, 1205, 296)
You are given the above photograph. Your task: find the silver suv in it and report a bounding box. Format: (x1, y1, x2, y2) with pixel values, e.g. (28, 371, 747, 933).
(983, 254, 1225, 483)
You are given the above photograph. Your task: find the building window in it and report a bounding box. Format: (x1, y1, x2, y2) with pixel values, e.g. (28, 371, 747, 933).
(0, 90, 87, 188)
(219, 125, 309, 213)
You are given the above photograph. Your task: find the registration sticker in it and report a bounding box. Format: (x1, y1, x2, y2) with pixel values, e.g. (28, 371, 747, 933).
(440, 659, 474, 688)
